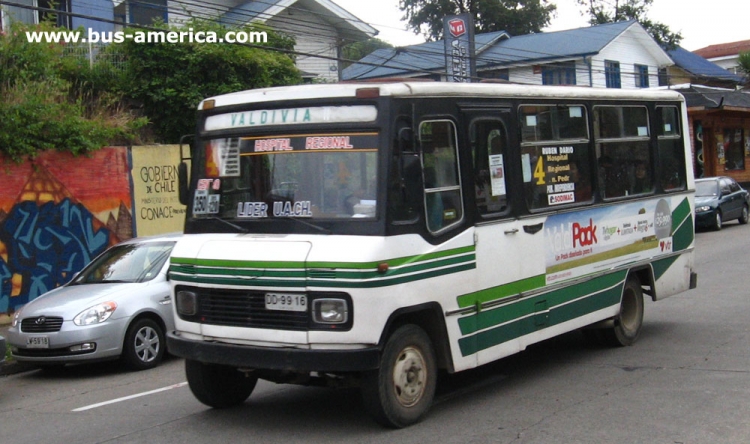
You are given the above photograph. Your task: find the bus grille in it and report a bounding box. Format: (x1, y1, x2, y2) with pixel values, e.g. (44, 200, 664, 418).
(181, 286, 309, 331)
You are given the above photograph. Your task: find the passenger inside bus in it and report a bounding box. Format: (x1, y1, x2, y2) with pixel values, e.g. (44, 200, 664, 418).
(628, 160, 652, 194)
(599, 155, 627, 198)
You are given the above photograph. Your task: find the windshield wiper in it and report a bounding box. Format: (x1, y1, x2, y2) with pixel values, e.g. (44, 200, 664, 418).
(208, 216, 249, 233)
(287, 217, 331, 234)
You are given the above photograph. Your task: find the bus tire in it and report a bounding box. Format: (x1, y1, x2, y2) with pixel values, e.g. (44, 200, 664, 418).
(602, 277, 644, 347)
(361, 324, 437, 428)
(185, 360, 257, 408)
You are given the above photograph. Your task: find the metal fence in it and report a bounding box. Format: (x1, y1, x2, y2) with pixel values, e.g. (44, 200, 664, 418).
(62, 42, 126, 70)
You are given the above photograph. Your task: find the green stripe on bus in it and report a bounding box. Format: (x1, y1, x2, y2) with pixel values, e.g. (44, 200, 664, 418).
(458, 271, 626, 336)
(170, 245, 476, 271)
(671, 197, 694, 252)
(169, 253, 474, 281)
(170, 262, 475, 289)
(456, 275, 546, 309)
(458, 271, 626, 356)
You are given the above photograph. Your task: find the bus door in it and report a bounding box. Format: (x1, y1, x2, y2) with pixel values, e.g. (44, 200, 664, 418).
(456, 108, 548, 368)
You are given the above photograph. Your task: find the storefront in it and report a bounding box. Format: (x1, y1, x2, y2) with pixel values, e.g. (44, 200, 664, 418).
(678, 86, 750, 183)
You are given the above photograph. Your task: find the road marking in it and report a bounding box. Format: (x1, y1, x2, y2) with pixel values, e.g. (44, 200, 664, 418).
(72, 381, 188, 412)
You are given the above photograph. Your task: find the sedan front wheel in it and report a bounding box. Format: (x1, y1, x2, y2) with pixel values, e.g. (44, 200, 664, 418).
(713, 211, 723, 231)
(122, 318, 165, 371)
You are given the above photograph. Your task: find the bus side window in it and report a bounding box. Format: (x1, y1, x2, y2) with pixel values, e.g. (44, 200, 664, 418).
(657, 106, 686, 191)
(419, 120, 464, 233)
(519, 104, 592, 210)
(471, 120, 509, 216)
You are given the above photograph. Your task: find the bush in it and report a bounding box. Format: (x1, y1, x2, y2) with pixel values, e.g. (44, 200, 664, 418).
(0, 22, 144, 162)
(115, 20, 302, 143)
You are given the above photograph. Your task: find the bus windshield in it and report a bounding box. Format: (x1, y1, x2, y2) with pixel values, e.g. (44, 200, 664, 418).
(193, 133, 379, 221)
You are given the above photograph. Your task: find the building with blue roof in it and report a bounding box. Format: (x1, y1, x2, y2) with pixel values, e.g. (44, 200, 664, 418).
(343, 20, 674, 90)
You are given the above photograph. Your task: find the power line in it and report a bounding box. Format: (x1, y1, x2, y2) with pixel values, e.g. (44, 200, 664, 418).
(1, 1, 737, 86)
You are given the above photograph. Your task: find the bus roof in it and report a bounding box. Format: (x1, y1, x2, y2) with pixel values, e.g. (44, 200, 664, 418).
(198, 82, 686, 110)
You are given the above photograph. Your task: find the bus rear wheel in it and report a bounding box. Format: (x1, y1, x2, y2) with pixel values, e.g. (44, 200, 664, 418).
(185, 360, 258, 408)
(601, 277, 644, 347)
(361, 324, 437, 428)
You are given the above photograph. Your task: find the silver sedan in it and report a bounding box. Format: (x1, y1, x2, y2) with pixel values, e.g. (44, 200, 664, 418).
(6, 233, 179, 371)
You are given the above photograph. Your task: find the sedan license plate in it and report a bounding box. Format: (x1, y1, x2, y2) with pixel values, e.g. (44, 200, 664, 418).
(265, 293, 307, 312)
(27, 336, 49, 349)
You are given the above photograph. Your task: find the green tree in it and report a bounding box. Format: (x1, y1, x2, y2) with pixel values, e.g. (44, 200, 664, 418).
(0, 22, 143, 163)
(342, 38, 393, 67)
(577, 0, 682, 49)
(114, 20, 301, 143)
(399, 0, 556, 41)
(738, 51, 750, 80)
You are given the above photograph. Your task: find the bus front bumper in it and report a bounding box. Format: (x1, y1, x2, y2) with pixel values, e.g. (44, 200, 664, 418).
(167, 331, 381, 372)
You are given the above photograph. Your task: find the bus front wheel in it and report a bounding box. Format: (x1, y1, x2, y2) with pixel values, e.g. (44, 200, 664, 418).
(361, 324, 437, 428)
(185, 360, 257, 408)
(602, 277, 644, 347)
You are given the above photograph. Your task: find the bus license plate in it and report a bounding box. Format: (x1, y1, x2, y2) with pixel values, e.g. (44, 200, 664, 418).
(27, 336, 49, 349)
(265, 293, 307, 312)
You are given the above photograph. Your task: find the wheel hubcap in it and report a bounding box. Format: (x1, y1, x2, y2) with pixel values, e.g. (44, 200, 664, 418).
(392, 346, 427, 407)
(134, 326, 160, 363)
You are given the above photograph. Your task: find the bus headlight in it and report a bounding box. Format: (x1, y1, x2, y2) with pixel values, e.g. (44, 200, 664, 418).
(176, 290, 198, 316)
(313, 298, 348, 324)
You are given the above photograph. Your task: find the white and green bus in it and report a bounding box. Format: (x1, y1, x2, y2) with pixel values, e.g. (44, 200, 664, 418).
(167, 82, 697, 428)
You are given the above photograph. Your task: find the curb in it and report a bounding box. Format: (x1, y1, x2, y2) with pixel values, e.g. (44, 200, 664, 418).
(0, 360, 37, 377)
(2, 320, 38, 376)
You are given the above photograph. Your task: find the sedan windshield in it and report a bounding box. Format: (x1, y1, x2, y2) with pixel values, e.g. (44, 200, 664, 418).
(73, 241, 175, 284)
(695, 180, 719, 197)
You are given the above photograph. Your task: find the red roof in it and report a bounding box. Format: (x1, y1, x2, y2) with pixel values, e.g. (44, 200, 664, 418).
(693, 39, 750, 59)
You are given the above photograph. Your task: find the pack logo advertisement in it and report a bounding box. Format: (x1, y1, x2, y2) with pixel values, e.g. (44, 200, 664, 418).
(544, 198, 675, 284)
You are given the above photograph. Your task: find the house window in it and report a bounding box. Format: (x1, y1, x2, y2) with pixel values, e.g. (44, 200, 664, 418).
(1, 0, 71, 28)
(542, 62, 576, 85)
(658, 68, 669, 86)
(635, 64, 649, 88)
(605, 60, 621, 89)
(479, 69, 510, 81)
(2, 0, 35, 27)
(723, 128, 745, 171)
(129, 0, 168, 25)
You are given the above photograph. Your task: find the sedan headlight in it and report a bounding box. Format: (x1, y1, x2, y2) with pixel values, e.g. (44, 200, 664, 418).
(696, 206, 712, 213)
(11, 310, 22, 327)
(74, 301, 117, 326)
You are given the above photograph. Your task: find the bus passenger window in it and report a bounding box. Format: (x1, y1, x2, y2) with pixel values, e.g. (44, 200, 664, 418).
(471, 120, 509, 216)
(519, 104, 592, 210)
(657, 106, 686, 191)
(594, 106, 651, 199)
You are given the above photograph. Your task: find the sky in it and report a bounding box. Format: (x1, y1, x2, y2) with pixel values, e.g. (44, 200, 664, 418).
(333, 0, 749, 51)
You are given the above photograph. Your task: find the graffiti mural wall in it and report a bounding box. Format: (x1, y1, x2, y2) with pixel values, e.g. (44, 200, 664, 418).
(0, 145, 186, 317)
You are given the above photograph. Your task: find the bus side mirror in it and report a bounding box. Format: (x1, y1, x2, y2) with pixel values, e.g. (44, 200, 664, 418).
(178, 161, 189, 206)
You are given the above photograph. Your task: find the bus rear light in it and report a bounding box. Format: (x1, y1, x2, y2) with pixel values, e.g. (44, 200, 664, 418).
(356, 87, 380, 99)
